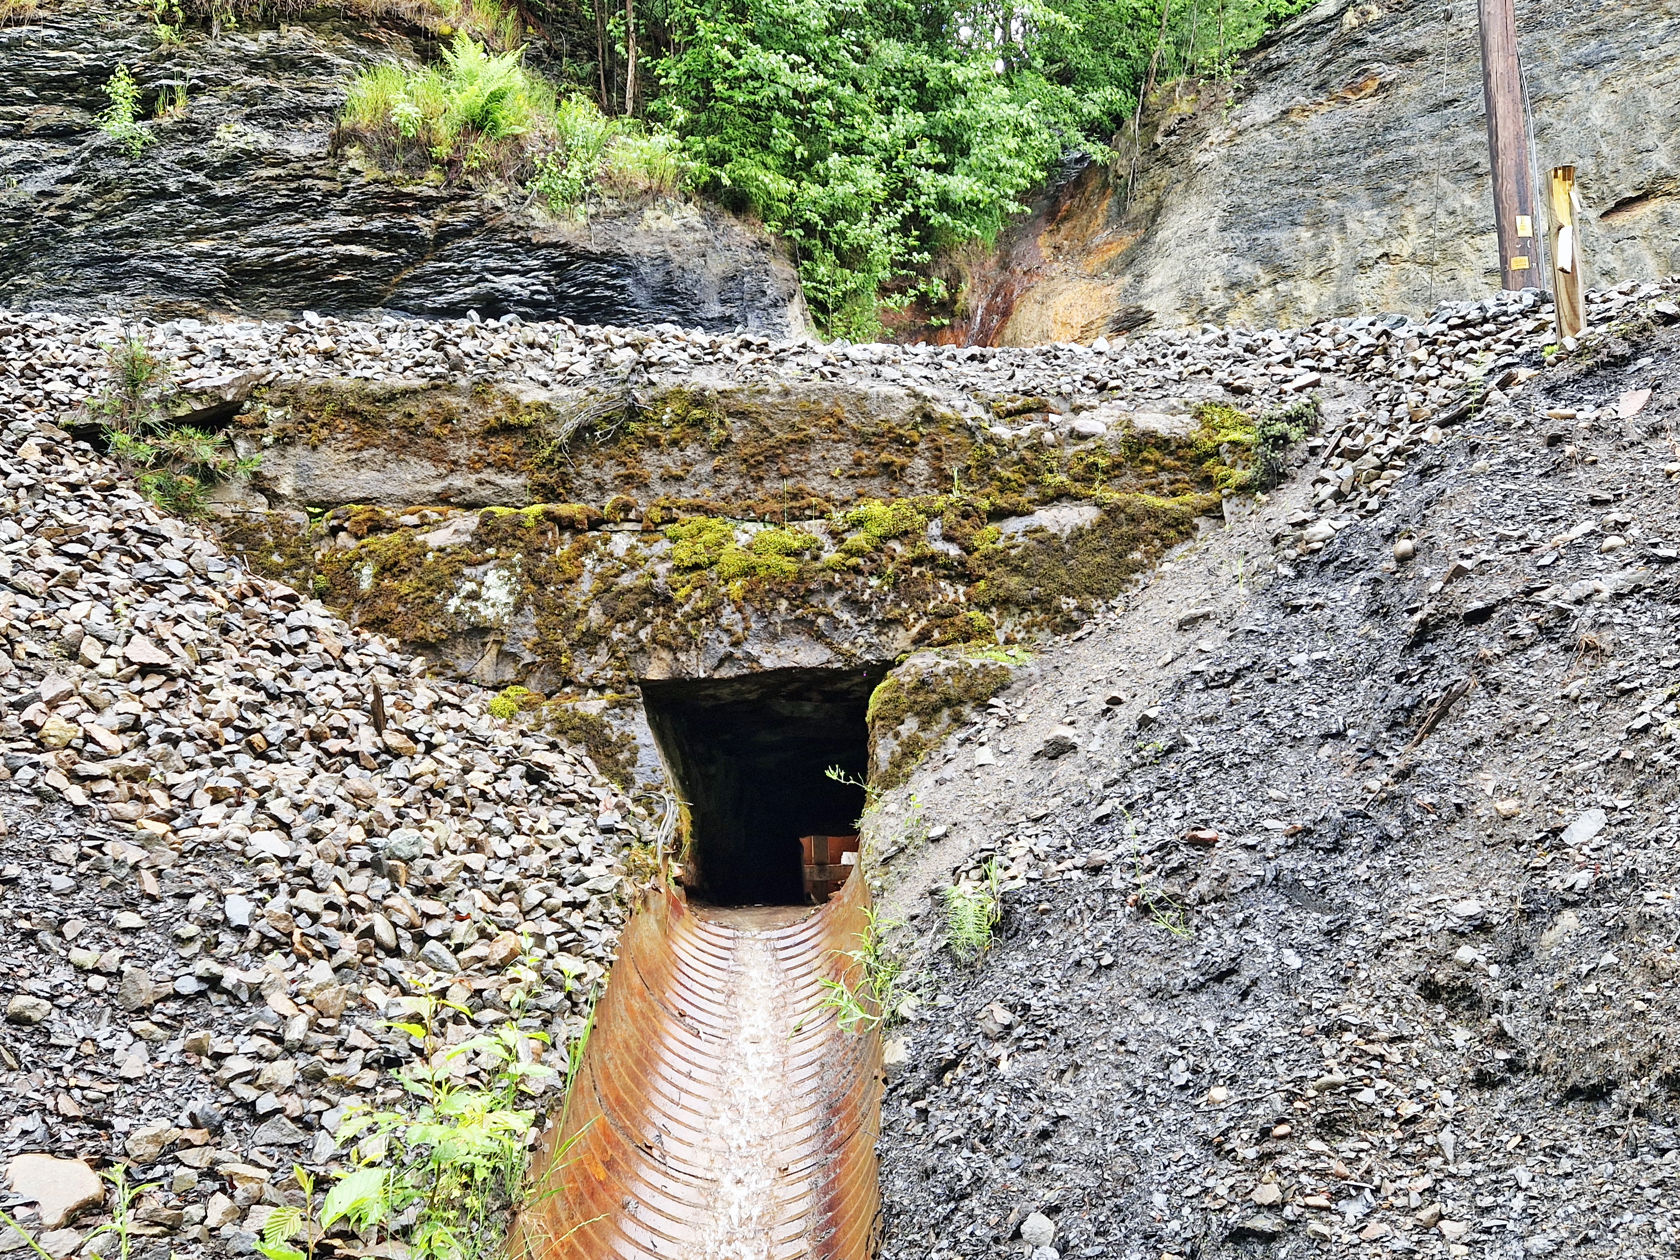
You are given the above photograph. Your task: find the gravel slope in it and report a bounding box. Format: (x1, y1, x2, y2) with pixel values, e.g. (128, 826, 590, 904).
(2, 280, 1677, 1259)
(0, 413, 640, 1257)
(876, 313, 1680, 1258)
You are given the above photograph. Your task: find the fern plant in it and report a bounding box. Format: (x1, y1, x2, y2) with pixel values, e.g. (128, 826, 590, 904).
(942, 858, 1002, 963)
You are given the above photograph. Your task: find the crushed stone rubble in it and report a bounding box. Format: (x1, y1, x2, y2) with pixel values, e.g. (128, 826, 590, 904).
(4, 278, 1675, 500)
(0, 415, 640, 1254)
(875, 299, 1680, 1257)
(0, 274, 1675, 1258)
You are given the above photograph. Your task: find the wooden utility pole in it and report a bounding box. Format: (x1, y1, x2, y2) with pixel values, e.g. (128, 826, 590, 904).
(1548, 165, 1585, 339)
(1476, 0, 1538, 289)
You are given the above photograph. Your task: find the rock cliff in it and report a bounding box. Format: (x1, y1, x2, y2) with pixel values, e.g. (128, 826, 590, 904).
(0, 1, 805, 332)
(943, 0, 1680, 342)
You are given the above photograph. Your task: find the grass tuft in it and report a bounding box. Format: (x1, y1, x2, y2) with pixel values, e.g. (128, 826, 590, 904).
(942, 858, 1002, 963)
(88, 335, 259, 515)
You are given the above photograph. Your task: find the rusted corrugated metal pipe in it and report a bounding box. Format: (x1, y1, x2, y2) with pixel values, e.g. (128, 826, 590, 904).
(509, 874, 883, 1259)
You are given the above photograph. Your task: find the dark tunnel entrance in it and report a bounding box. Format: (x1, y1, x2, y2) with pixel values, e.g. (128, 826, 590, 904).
(639, 665, 887, 906)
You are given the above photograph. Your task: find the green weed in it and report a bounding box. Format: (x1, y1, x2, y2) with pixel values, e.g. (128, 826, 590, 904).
(816, 906, 905, 1034)
(824, 762, 878, 810)
(81, 1166, 151, 1260)
(99, 66, 152, 156)
(256, 993, 559, 1260)
(341, 34, 551, 175)
(148, 0, 183, 42)
(942, 858, 1002, 963)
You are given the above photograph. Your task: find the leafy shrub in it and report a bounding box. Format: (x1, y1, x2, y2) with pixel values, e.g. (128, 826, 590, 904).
(597, 128, 686, 200)
(99, 66, 152, 156)
(647, 0, 1316, 334)
(529, 95, 617, 210)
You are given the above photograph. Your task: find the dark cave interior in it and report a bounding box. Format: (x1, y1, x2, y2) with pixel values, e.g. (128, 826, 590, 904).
(639, 665, 885, 905)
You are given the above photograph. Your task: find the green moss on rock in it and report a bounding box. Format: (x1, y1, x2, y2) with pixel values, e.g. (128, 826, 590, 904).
(867, 651, 1017, 787)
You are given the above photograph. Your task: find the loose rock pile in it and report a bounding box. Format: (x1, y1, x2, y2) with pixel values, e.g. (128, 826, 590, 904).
(0, 414, 640, 1254)
(1, 274, 1676, 1259)
(876, 295, 1680, 1259)
(5, 280, 1672, 502)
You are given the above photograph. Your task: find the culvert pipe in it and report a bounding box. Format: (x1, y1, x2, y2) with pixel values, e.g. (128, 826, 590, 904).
(509, 873, 884, 1260)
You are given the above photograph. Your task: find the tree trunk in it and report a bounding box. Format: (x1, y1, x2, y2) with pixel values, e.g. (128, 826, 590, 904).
(624, 0, 638, 116)
(595, 0, 611, 113)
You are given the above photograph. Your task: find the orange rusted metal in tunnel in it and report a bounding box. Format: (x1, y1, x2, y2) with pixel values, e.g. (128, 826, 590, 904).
(508, 868, 884, 1260)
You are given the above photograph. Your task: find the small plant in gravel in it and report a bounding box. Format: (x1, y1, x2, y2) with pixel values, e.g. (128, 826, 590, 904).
(942, 858, 1002, 963)
(99, 66, 153, 156)
(1122, 816, 1191, 938)
(82, 1165, 151, 1260)
(1252, 397, 1319, 490)
(816, 907, 905, 1033)
(89, 335, 259, 514)
(257, 993, 558, 1260)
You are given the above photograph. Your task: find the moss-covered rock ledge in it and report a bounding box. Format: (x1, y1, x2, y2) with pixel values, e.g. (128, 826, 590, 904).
(211, 375, 1313, 782)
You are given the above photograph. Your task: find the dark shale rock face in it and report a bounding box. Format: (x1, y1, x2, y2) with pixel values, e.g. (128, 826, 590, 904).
(939, 0, 1680, 341)
(0, 2, 805, 332)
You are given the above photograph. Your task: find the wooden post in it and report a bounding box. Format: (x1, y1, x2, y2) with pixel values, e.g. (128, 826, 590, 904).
(1548, 165, 1585, 340)
(1476, 0, 1538, 289)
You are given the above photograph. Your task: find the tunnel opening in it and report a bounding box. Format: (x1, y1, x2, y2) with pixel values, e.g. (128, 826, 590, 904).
(639, 665, 887, 907)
